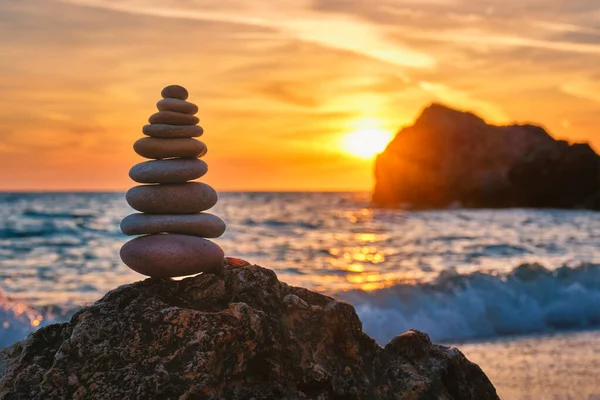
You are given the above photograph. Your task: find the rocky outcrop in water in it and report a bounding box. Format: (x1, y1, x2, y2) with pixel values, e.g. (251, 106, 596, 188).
(0, 258, 498, 400)
(373, 104, 600, 209)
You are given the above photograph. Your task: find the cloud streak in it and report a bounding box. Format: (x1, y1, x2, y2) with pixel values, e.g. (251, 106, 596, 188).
(1, 0, 600, 190)
(60, 0, 435, 68)
(410, 29, 600, 55)
(561, 81, 600, 104)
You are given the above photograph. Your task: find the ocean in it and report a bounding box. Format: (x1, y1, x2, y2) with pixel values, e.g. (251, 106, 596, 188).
(1, 192, 599, 399)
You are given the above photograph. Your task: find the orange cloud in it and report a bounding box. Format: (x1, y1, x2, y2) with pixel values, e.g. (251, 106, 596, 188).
(1, 0, 599, 191)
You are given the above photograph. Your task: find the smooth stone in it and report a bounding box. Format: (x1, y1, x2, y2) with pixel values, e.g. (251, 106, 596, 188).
(120, 234, 224, 277)
(129, 159, 208, 184)
(149, 111, 199, 126)
(134, 138, 207, 159)
(126, 182, 218, 214)
(161, 85, 189, 100)
(142, 124, 203, 138)
(121, 213, 226, 238)
(157, 98, 198, 115)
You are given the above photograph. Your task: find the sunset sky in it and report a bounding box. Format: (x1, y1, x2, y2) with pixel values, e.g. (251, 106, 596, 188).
(1, 0, 600, 191)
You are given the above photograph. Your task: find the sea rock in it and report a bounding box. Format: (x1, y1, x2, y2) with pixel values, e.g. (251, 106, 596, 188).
(119, 234, 224, 277)
(373, 103, 600, 209)
(161, 84, 189, 100)
(133, 137, 207, 159)
(509, 141, 600, 208)
(126, 182, 218, 214)
(148, 111, 199, 126)
(129, 159, 208, 184)
(0, 260, 499, 400)
(142, 124, 204, 138)
(121, 212, 226, 237)
(157, 98, 199, 115)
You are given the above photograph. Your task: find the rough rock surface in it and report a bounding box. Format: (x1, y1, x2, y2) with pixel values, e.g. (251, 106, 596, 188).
(374, 103, 600, 209)
(0, 259, 498, 400)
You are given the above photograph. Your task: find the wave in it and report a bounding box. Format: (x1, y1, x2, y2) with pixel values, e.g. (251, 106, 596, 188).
(0, 291, 78, 349)
(22, 209, 96, 219)
(0, 226, 81, 239)
(3, 263, 600, 349)
(337, 263, 600, 345)
(0, 294, 44, 349)
(242, 218, 323, 230)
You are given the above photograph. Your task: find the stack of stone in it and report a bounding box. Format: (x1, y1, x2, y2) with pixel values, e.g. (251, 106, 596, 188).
(120, 85, 226, 278)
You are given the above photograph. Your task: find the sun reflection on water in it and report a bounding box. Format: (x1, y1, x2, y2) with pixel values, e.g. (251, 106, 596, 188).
(344, 264, 364, 273)
(4, 192, 600, 303)
(354, 233, 379, 242)
(1, 299, 45, 327)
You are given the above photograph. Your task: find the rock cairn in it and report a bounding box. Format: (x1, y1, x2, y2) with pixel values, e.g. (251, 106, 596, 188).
(120, 85, 226, 278)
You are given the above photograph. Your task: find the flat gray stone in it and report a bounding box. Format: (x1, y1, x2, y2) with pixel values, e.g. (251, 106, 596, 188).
(129, 159, 208, 184)
(121, 213, 226, 238)
(161, 85, 189, 100)
(134, 138, 207, 159)
(120, 234, 224, 277)
(126, 182, 218, 214)
(142, 124, 203, 138)
(149, 111, 199, 126)
(157, 98, 198, 115)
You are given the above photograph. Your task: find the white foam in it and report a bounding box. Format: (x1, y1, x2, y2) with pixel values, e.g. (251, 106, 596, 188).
(337, 263, 600, 345)
(0, 291, 46, 349)
(3, 263, 600, 349)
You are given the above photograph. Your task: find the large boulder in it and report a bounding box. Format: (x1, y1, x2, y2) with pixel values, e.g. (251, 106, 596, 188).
(509, 141, 600, 208)
(0, 258, 498, 400)
(373, 104, 600, 209)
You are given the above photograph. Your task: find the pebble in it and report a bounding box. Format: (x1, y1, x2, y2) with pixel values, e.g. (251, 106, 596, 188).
(142, 124, 203, 138)
(149, 111, 199, 126)
(121, 213, 226, 238)
(129, 159, 208, 184)
(126, 183, 218, 214)
(157, 98, 198, 115)
(133, 138, 207, 159)
(120, 234, 224, 277)
(161, 85, 189, 100)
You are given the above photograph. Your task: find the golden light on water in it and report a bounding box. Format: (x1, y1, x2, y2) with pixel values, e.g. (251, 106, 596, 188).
(346, 264, 365, 273)
(340, 246, 386, 263)
(346, 272, 401, 291)
(354, 233, 379, 242)
(1, 301, 44, 327)
(340, 128, 394, 159)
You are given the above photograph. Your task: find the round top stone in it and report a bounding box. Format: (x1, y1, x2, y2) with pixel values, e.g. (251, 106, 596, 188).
(161, 85, 189, 100)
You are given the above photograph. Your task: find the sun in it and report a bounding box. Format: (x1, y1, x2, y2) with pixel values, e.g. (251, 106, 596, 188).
(341, 128, 394, 159)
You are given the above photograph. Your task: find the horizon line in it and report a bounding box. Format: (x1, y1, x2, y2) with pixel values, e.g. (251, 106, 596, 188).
(0, 189, 372, 194)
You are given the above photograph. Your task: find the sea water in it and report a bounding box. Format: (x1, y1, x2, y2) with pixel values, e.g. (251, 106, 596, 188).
(1, 192, 599, 399)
